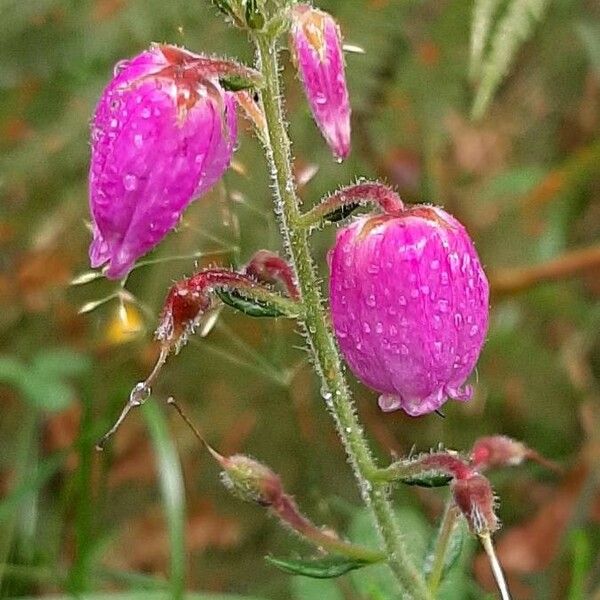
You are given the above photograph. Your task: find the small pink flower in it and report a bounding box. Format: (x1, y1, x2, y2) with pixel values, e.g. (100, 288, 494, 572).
(328, 206, 489, 416)
(89, 44, 237, 279)
(290, 5, 351, 161)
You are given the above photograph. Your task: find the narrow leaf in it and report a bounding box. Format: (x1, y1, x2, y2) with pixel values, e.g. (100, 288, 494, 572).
(424, 516, 467, 582)
(400, 472, 453, 488)
(32, 349, 91, 378)
(470, 0, 502, 80)
(216, 289, 289, 318)
(266, 555, 371, 579)
(323, 202, 362, 224)
(472, 0, 551, 119)
(244, 0, 264, 30)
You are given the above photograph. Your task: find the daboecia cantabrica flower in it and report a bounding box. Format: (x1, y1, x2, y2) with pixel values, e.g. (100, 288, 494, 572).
(89, 44, 237, 279)
(290, 4, 351, 161)
(329, 206, 489, 416)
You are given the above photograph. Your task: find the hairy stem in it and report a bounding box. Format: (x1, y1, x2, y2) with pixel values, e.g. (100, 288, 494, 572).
(427, 502, 461, 594)
(253, 32, 431, 599)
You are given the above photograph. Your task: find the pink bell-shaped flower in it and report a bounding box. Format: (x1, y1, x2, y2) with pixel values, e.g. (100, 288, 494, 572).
(328, 206, 489, 416)
(89, 44, 237, 279)
(290, 4, 351, 161)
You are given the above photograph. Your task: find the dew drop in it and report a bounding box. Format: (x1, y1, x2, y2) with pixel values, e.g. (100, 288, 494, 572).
(375, 322, 383, 334)
(400, 344, 409, 355)
(113, 59, 130, 76)
(133, 133, 143, 148)
(438, 299, 449, 313)
(366, 294, 376, 307)
(141, 107, 151, 119)
(363, 322, 371, 334)
(420, 285, 430, 295)
(469, 324, 479, 337)
(123, 174, 138, 191)
(430, 259, 440, 270)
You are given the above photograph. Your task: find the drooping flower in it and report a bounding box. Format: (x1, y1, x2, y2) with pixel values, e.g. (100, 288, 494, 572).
(290, 4, 351, 161)
(89, 44, 237, 279)
(328, 206, 489, 416)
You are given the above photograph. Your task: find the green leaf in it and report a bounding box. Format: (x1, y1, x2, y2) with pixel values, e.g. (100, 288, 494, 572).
(322, 202, 362, 224)
(31, 349, 91, 379)
(424, 517, 467, 582)
(0, 453, 65, 523)
(291, 576, 344, 600)
(400, 472, 453, 488)
(244, 0, 265, 30)
(348, 507, 430, 599)
(472, 0, 551, 119)
(576, 22, 600, 73)
(266, 555, 372, 579)
(15, 594, 268, 600)
(219, 74, 260, 92)
(143, 402, 186, 600)
(20, 375, 74, 412)
(0, 355, 75, 412)
(216, 289, 289, 318)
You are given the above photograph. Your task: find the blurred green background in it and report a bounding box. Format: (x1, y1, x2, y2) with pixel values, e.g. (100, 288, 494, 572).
(1, 0, 599, 598)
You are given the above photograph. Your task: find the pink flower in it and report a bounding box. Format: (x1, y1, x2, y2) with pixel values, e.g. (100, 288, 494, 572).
(290, 5, 351, 161)
(89, 44, 237, 279)
(328, 206, 489, 416)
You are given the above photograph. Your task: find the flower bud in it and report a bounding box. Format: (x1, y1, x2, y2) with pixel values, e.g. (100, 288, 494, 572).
(89, 44, 237, 279)
(471, 435, 528, 470)
(290, 5, 351, 160)
(452, 473, 499, 535)
(220, 454, 283, 507)
(328, 205, 489, 416)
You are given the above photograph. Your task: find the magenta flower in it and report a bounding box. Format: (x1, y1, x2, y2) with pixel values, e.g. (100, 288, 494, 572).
(328, 206, 489, 416)
(89, 44, 237, 279)
(290, 5, 351, 161)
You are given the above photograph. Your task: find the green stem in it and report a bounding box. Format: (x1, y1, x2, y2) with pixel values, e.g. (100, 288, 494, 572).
(253, 33, 431, 600)
(427, 502, 460, 594)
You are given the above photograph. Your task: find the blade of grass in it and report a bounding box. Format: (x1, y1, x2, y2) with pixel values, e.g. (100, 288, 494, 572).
(67, 384, 96, 594)
(143, 401, 186, 600)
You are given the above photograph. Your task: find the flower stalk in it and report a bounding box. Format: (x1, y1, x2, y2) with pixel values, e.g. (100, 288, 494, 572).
(253, 31, 431, 599)
(295, 181, 405, 229)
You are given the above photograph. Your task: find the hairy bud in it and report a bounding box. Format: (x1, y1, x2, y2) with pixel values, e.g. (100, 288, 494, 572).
(452, 473, 499, 535)
(220, 454, 283, 507)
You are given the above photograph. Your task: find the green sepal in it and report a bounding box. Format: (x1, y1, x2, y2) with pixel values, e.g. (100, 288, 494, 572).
(323, 202, 362, 224)
(244, 0, 265, 30)
(400, 472, 453, 488)
(219, 74, 262, 92)
(215, 289, 288, 318)
(266, 555, 373, 579)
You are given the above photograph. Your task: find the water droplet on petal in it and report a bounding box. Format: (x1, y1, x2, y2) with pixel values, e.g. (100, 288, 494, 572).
(123, 174, 138, 191)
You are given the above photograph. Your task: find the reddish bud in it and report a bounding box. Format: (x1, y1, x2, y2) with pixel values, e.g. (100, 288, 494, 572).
(452, 473, 499, 535)
(471, 435, 561, 474)
(220, 454, 283, 507)
(244, 250, 299, 299)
